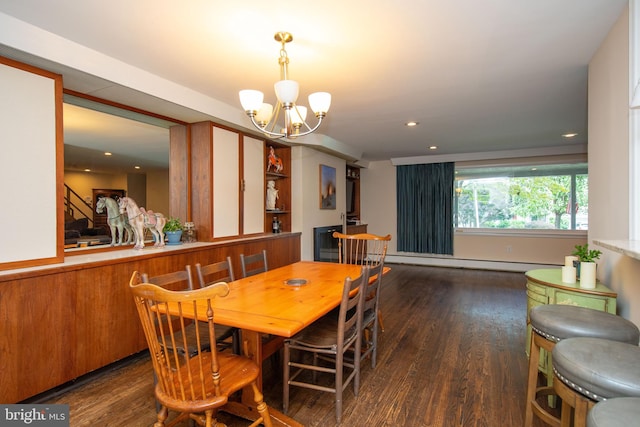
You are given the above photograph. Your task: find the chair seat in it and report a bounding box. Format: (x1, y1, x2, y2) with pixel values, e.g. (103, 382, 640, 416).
(155, 350, 260, 413)
(288, 315, 357, 350)
(552, 337, 640, 401)
(530, 305, 640, 344)
(587, 397, 640, 427)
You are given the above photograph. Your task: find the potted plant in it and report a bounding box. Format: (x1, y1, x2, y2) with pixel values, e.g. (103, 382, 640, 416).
(572, 244, 602, 289)
(163, 217, 184, 245)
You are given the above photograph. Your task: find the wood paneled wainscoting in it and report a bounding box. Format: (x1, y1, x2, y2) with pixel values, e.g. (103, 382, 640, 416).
(0, 232, 300, 403)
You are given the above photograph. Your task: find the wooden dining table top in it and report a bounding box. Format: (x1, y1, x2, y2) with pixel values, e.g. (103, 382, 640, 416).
(191, 261, 366, 337)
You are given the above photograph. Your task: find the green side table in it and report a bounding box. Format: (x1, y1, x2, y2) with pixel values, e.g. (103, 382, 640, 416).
(525, 268, 617, 404)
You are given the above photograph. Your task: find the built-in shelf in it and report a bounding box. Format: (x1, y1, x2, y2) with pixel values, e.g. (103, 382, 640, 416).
(593, 239, 640, 261)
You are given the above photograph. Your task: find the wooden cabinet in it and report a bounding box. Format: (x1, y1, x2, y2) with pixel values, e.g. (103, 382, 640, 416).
(189, 122, 292, 239)
(0, 233, 301, 403)
(191, 122, 268, 239)
(525, 268, 617, 392)
(346, 224, 367, 234)
(265, 142, 291, 233)
(346, 165, 361, 220)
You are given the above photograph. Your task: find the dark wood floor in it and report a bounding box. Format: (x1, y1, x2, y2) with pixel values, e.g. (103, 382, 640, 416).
(39, 263, 540, 426)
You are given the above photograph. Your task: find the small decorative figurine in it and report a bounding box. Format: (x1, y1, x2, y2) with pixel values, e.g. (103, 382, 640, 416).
(118, 197, 167, 249)
(267, 146, 284, 173)
(266, 180, 279, 210)
(96, 197, 134, 246)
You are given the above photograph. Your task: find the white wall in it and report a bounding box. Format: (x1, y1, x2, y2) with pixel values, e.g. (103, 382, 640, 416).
(589, 3, 640, 327)
(360, 160, 397, 250)
(291, 146, 347, 261)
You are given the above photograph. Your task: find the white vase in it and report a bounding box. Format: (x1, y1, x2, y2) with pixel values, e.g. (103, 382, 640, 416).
(579, 262, 597, 289)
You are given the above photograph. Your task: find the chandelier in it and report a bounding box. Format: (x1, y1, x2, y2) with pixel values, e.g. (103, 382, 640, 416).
(239, 32, 331, 139)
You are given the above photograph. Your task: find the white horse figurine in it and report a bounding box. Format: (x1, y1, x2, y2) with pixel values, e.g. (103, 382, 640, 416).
(96, 197, 134, 246)
(118, 197, 167, 249)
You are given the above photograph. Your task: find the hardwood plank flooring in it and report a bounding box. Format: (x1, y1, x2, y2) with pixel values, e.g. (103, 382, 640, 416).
(36, 263, 543, 426)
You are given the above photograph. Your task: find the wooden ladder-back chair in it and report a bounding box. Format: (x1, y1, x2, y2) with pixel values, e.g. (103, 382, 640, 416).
(195, 257, 240, 354)
(332, 232, 391, 335)
(283, 266, 371, 424)
(360, 261, 384, 369)
(240, 250, 268, 278)
(333, 232, 391, 267)
(130, 272, 273, 427)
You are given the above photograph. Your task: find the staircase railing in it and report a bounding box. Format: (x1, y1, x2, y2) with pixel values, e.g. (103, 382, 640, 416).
(64, 184, 94, 227)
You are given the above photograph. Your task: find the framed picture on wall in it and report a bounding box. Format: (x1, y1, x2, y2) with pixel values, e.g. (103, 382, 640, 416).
(319, 164, 336, 209)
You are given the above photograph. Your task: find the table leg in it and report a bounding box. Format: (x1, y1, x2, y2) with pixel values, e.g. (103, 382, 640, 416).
(241, 329, 264, 392)
(221, 329, 303, 427)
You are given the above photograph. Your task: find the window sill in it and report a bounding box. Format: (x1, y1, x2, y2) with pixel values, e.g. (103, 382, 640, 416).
(593, 239, 640, 261)
(455, 228, 587, 238)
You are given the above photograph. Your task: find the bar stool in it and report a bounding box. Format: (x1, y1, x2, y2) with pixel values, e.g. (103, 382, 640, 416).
(524, 305, 640, 427)
(587, 397, 640, 427)
(553, 337, 640, 427)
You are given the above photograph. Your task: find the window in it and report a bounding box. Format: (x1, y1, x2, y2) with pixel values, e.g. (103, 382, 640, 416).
(454, 163, 588, 230)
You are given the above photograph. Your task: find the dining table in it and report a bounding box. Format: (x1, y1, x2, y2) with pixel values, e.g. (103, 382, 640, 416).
(172, 260, 384, 427)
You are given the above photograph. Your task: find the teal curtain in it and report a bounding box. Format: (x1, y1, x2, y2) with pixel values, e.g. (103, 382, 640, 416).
(397, 162, 454, 255)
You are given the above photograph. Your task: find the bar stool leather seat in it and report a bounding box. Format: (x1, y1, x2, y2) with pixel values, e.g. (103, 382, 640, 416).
(553, 337, 640, 427)
(524, 305, 640, 427)
(553, 337, 640, 400)
(530, 305, 640, 344)
(587, 397, 640, 427)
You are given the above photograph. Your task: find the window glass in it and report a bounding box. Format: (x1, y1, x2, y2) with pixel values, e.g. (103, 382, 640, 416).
(454, 163, 588, 230)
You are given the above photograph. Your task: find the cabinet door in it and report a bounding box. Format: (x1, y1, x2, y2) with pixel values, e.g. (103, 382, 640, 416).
(243, 136, 265, 234)
(212, 127, 239, 238)
(552, 290, 610, 312)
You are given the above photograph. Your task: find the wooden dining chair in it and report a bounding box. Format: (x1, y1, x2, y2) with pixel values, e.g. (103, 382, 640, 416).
(332, 231, 391, 267)
(332, 232, 391, 334)
(195, 257, 240, 354)
(283, 266, 371, 424)
(360, 261, 384, 369)
(129, 272, 273, 427)
(141, 266, 200, 355)
(142, 266, 233, 355)
(240, 250, 268, 278)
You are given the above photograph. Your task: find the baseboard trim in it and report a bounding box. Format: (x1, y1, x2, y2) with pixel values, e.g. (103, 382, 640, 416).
(385, 254, 558, 272)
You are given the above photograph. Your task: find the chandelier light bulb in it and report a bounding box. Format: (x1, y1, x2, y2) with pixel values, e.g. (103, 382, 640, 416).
(255, 103, 274, 126)
(274, 80, 299, 105)
(290, 106, 307, 126)
(308, 92, 331, 115)
(239, 90, 264, 113)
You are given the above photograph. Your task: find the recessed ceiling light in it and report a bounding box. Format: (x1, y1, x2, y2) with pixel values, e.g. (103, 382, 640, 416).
(104, 152, 112, 156)
(84, 168, 91, 172)
(405, 121, 419, 127)
(562, 133, 578, 138)
(429, 145, 437, 150)
(134, 165, 141, 170)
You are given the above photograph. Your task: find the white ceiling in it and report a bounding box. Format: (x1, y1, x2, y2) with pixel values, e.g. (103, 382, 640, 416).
(0, 0, 629, 164)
